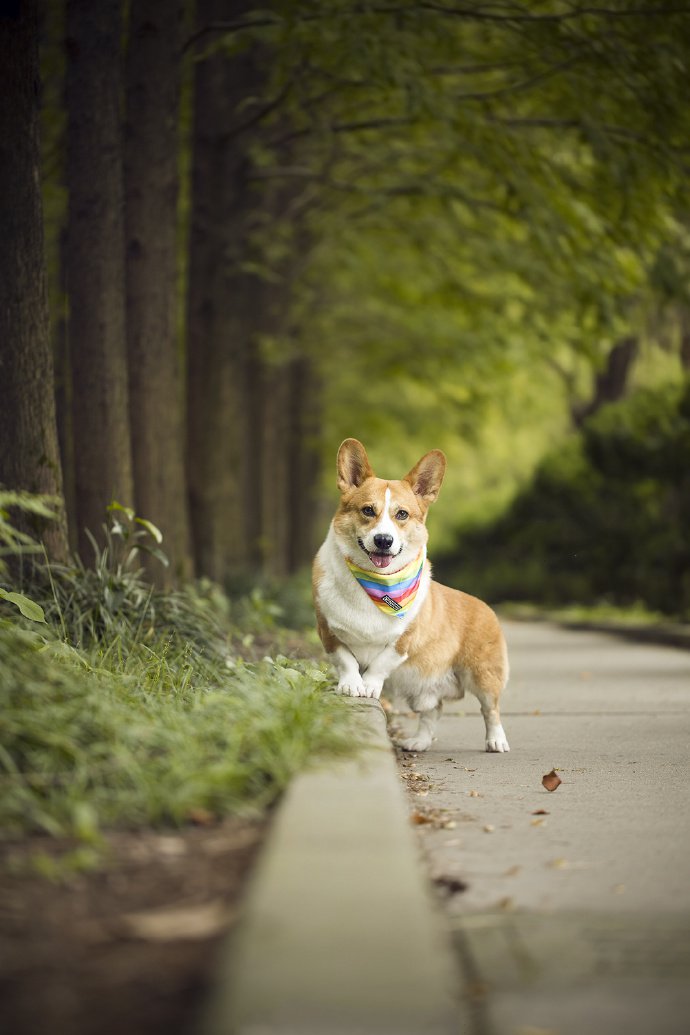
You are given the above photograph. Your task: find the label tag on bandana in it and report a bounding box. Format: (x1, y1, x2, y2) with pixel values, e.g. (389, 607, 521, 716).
(345, 549, 426, 618)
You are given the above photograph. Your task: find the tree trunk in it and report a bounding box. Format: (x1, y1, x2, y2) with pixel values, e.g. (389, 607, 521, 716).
(186, 0, 322, 582)
(186, 0, 263, 583)
(679, 310, 690, 371)
(286, 356, 323, 572)
(572, 336, 638, 428)
(260, 361, 292, 578)
(124, 0, 191, 584)
(0, 0, 68, 561)
(65, 0, 133, 560)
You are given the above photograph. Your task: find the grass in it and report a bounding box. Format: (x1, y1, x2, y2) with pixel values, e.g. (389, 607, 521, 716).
(0, 507, 355, 847)
(498, 599, 675, 627)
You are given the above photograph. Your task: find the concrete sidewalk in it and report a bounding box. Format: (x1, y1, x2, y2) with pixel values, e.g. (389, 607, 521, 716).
(398, 620, 690, 1035)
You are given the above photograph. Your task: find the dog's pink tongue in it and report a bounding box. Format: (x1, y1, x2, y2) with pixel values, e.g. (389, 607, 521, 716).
(372, 553, 392, 569)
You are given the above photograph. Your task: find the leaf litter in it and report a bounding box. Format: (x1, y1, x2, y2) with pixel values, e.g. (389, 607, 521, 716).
(542, 769, 562, 792)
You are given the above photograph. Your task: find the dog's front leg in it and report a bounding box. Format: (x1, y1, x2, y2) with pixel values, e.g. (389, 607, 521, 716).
(331, 644, 367, 697)
(361, 644, 408, 700)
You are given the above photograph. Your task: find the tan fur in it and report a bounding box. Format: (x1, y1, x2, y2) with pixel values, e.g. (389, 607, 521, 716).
(313, 439, 510, 752)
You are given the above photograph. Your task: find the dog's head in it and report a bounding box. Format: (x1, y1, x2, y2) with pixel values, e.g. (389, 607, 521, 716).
(332, 438, 446, 572)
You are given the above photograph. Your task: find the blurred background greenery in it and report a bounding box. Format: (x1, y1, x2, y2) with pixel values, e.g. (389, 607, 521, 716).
(5, 0, 690, 617)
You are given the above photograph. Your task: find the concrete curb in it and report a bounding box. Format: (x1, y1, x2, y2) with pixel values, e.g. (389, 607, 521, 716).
(199, 698, 461, 1035)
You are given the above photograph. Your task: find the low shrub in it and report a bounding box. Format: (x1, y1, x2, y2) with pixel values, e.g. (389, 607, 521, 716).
(439, 378, 690, 619)
(0, 504, 353, 843)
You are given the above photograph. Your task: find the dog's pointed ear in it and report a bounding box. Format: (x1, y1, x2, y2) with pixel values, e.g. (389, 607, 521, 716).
(403, 450, 446, 504)
(337, 439, 375, 493)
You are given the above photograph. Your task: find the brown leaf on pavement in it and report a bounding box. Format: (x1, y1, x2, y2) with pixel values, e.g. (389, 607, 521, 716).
(433, 875, 468, 896)
(411, 810, 432, 824)
(542, 769, 562, 792)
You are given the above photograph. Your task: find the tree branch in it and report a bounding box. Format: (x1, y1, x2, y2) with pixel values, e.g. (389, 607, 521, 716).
(418, 2, 690, 22)
(184, 3, 690, 54)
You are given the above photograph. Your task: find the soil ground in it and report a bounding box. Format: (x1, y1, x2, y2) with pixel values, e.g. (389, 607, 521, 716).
(0, 817, 266, 1035)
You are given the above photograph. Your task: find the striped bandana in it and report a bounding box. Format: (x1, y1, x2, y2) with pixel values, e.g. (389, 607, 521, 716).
(345, 548, 426, 618)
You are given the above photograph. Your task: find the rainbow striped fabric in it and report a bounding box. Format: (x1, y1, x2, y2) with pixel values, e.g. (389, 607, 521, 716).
(345, 549, 426, 618)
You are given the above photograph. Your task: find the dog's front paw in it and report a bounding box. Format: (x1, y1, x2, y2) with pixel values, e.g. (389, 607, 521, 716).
(361, 676, 384, 700)
(485, 727, 510, 753)
(395, 734, 432, 753)
(336, 677, 366, 698)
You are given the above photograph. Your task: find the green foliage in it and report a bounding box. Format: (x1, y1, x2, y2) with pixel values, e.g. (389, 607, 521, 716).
(0, 503, 353, 845)
(0, 489, 58, 623)
(440, 379, 690, 618)
(0, 618, 352, 839)
(0, 489, 58, 569)
(41, 1, 690, 575)
(36, 503, 174, 645)
(0, 590, 45, 623)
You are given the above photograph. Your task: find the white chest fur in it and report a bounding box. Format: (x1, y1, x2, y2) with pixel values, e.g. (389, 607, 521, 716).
(314, 525, 430, 666)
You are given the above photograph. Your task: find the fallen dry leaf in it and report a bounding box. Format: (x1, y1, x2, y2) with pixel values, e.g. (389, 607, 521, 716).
(410, 806, 459, 830)
(531, 817, 547, 827)
(542, 769, 562, 792)
(532, 809, 549, 816)
(433, 875, 468, 896)
(411, 810, 432, 825)
(468, 789, 481, 798)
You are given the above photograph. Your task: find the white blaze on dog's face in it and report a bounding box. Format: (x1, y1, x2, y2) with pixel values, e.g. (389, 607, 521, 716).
(333, 439, 446, 572)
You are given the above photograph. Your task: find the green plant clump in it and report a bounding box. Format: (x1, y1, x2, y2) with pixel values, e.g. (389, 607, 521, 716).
(0, 503, 353, 843)
(0, 619, 350, 839)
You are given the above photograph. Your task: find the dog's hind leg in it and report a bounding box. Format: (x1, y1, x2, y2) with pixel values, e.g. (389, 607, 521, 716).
(473, 685, 510, 753)
(395, 703, 442, 753)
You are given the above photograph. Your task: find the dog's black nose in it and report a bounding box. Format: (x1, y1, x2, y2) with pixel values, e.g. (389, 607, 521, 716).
(373, 533, 394, 551)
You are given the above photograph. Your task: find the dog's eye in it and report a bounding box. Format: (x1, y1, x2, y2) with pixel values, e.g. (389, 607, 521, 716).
(361, 505, 376, 518)
(396, 509, 409, 521)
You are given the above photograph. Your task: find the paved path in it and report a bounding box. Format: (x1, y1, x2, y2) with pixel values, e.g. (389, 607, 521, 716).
(396, 620, 690, 1035)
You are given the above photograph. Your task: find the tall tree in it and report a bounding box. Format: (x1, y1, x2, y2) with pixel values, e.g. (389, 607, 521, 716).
(0, 0, 68, 561)
(186, 3, 325, 580)
(124, 0, 191, 582)
(65, 0, 133, 559)
(186, 0, 263, 582)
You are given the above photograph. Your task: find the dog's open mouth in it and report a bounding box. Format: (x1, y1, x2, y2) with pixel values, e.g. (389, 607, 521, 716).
(357, 539, 401, 569)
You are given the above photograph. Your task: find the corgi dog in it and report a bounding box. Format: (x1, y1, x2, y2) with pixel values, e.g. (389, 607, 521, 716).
(312, 439, 510, 753)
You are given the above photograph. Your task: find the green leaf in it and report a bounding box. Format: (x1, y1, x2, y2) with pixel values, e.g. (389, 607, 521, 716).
(135, 517, 163, 544)
(107, 500, 135, 521)
(0, 589, 46, 623)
